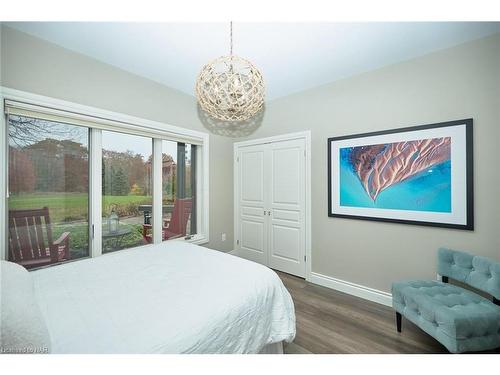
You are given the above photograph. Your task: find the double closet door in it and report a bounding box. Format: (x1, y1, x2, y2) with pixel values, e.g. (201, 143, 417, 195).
(235, 137, 307, 278)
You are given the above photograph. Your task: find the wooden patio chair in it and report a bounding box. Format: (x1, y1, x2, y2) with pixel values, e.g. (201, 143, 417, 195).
(142, 198, 192, 243)
(8, 207, 70, 269)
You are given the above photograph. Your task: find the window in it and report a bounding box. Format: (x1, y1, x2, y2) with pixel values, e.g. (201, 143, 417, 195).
(2, 91, 209, 268)
(8, 115, 89, 268)
(160, 141, 197, 241)
(101, 131, 152, 253)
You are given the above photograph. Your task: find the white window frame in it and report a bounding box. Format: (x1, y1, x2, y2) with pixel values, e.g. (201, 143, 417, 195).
(0, 87, 210, 262)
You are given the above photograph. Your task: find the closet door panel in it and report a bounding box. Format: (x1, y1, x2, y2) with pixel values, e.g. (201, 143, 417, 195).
(267, 139, 306, 277)
(237, 145, 268, 265)
(271, 224, 300, 261)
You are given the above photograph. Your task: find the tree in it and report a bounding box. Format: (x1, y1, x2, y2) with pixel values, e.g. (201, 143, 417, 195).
(8, 116, 84, 148)
(103, 149, 150, 195)
(113, 167, 129, 196)
(9, 137, 90, 194)
(8, 147, 36, 193)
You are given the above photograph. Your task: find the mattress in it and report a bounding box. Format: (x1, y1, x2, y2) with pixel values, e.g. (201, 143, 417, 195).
(31, 241, 296, 353)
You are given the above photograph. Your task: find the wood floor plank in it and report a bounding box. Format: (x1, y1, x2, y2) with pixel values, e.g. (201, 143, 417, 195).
(276, 271, 500, 354)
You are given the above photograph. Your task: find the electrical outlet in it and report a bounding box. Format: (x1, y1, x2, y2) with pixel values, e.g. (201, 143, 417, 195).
(221, 233, 227, 242)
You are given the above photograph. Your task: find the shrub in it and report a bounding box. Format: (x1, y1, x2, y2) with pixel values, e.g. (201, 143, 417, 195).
(130, 183, 144, 196)
(114, 202, 140, 217)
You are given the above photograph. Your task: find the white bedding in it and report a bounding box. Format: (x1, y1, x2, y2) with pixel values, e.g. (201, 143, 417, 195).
(31, 242, 296, 353)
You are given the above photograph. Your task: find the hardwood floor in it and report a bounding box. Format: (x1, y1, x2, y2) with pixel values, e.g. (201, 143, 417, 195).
(276, 271, 500, 354)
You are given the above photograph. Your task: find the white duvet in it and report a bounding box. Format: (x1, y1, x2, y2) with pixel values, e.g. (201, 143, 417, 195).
(31, 242, 296, 353)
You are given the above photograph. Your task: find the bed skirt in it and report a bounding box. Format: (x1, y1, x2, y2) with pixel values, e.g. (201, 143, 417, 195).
(258, 341, 284, 354)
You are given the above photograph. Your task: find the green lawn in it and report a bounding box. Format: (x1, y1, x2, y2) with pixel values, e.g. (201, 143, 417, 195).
(9, 193, 152, 222)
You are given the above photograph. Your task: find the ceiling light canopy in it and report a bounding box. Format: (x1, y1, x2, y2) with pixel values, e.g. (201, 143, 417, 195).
(195, 22, 265, 122)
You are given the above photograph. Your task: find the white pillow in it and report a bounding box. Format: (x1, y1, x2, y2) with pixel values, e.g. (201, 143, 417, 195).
(0, 261, 51, 354)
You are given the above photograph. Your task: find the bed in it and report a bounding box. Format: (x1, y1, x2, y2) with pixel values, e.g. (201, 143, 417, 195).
(0, 241, 296, 354)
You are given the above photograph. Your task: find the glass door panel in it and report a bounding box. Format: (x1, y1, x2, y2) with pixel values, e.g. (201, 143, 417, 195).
(161, 140, 197, 241)
(8, 115, 89, 269)
(101, 131, 152, 252)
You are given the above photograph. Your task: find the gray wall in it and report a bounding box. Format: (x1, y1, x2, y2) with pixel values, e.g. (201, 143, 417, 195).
(0, 26, 234, 252)
(2, 25, 499, 294)
(241, 33, 500, 292)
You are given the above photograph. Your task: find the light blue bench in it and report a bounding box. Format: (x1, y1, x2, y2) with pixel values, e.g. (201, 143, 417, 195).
(392, 248, 500, 353)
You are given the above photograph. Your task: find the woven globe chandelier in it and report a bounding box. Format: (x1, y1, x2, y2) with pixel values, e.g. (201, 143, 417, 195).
(195, 22, 265, 122)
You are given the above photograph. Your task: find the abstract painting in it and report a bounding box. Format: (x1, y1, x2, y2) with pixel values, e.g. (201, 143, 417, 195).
(328, 119, 473, 230)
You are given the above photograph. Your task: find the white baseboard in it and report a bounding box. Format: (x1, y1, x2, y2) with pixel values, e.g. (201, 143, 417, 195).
(307, 272, 392, 307)
(228, 251, 392, 307)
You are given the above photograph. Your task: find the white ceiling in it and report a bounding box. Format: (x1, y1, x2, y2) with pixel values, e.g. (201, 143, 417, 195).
(5, 22, 500, 100)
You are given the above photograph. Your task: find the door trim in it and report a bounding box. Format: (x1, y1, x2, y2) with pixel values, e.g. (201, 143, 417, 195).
(234, 131, 312, 280)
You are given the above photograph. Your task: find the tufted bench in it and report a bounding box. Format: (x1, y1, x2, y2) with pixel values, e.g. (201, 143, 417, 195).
(392, 248, 500, 353)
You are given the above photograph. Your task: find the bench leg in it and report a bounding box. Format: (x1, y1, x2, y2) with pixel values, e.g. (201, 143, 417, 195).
(396, 312, 402, 333)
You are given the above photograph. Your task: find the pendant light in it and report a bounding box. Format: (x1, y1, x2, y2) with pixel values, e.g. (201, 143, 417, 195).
(195, 22, 265, 122)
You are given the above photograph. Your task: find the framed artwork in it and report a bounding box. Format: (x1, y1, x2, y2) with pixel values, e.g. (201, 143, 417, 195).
(328, 119, 473, 230)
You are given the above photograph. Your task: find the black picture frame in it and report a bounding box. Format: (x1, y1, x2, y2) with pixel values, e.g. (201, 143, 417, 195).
(327, 119, 473, 230)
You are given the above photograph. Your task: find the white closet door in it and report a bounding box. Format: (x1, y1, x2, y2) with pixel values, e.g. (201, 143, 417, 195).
(237, 144, 268, 265)
(267, 138, 306, 277)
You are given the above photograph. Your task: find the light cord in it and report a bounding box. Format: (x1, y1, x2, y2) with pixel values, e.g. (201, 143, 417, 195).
(230, 21, 233, 56)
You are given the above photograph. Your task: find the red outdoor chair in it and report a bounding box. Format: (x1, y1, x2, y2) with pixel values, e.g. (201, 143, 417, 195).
(142, 198, 192, 243)
(8, 207, 70, 269)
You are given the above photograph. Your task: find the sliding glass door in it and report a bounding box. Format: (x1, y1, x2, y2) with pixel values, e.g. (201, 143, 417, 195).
(101, 130, 152, 253)
(4, 98, 206, 270)
(7, 115, 89, 268)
